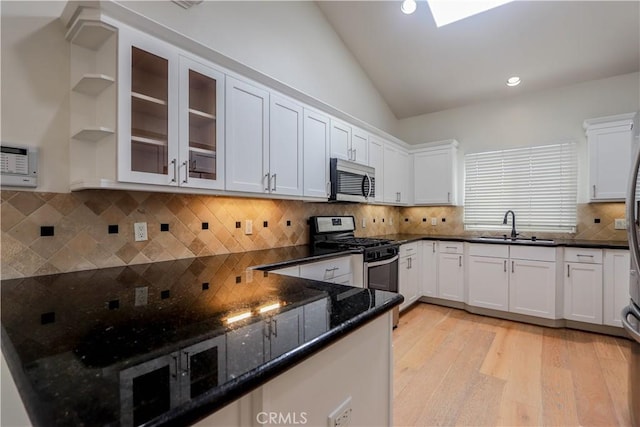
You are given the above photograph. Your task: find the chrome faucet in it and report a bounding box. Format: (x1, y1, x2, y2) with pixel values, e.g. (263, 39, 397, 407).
(503, 210, 518, 240)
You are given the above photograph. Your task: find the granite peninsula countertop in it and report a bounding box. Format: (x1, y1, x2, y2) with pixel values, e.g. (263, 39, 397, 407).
(0, 247, 402, 427)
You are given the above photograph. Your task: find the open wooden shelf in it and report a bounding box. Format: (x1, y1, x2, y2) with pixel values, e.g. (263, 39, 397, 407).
(72, 74, 115, 96)
(73, 127, 114, 142)
(189, 108, 216, 127)
(189, 145, 216, 156)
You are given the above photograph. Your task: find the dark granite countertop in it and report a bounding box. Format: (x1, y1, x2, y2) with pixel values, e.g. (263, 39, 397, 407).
(1, 249, 402, 427)
(372, 233, 629, 249)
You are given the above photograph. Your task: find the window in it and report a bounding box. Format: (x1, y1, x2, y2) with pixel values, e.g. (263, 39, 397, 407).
(464, 142, 577, 233)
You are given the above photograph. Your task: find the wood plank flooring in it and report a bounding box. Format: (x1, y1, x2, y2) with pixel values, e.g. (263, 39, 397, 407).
(393, 303, 632, 426)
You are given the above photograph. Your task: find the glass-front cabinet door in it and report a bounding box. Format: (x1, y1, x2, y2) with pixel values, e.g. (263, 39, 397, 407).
(118, 27, 179, 186)
(118, 28, 224, 189)
(178, 56, 225, 190)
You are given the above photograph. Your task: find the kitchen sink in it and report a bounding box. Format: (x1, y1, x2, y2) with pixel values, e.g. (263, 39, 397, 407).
(475, 236, 555, 244)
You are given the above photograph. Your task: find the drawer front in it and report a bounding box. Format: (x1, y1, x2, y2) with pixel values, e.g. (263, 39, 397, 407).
(510, 245, 556, 262)
(400, 242, 419, 258)
(468, 243, 509, 258)
(439, 241, 464, 254)
(564, 247, 603, 264)
(300, 256, 352, 281)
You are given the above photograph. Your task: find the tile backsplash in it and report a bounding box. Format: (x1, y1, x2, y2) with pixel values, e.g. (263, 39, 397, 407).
(0, 190, 628, 279)
(399, 203, 628, 242)
(1, 190, 399, 279)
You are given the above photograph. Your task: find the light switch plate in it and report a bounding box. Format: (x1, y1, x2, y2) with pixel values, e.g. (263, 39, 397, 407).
(245, 220, 253, 235)
(431, 218, 437, 226)
(361, 218, 366, 228)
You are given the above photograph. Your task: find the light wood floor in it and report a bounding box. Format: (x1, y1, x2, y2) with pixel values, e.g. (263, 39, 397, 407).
(393, 303, 632, 427)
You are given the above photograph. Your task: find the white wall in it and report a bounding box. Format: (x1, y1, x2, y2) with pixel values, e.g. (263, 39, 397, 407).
(398, 72, 640, 202)
(116, 0, 398, 135)
(1, 1, 70, 193)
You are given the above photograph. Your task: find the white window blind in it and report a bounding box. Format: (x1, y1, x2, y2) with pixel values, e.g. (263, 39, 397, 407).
(464, 142, 577, 233)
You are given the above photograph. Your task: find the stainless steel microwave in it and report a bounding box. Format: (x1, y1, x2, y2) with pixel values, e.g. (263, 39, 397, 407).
(329, 158, 375, 202)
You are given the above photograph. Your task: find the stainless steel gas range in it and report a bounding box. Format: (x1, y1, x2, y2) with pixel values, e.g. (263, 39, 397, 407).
(310, 215, 400, 326)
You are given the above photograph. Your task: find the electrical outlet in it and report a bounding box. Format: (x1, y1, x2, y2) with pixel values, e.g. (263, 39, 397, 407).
(245, 220, 253, 235)
(134, 286, 148, 306)
(328, 396, 352, 427)
(361, 218, 366, 228)
(134, 222, 148, 241)
(614, 218, 627, 230)
(431, 218, 437, 226)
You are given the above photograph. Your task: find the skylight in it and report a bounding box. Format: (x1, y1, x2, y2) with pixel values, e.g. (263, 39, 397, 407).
(427, 0, 514, 27)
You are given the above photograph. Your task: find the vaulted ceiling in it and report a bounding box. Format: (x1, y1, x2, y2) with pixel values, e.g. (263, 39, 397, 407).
(317, 1, 640, 119)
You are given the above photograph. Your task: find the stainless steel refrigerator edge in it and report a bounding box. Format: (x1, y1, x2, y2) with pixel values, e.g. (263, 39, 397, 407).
(624, 140, 640, 427)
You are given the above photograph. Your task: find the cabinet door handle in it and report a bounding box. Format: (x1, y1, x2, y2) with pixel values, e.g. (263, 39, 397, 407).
(448, 192, 451, 203)
(272, 318, 278, 337)
(408, 257, 412, 269)
(171, 159, 177, 183)
(182, 351, 190, 375)
(593, 185, 596, 198)
(264, 320, 271, 338)
(326, 181, 330, 197)
(504, 260, 507, 272)
(353, 148, 357, 160)
(348, 148, 353, 160)
(432, 242, 436, 253)
(171, 355, 178, 379)
(511, 261, 515, 273)
(567, 264, 571, 277)
(264, 173, 271, 192)
(182, 161, 189, 184)
(458, 255, 462, 267)
(272, 173, 277, 192)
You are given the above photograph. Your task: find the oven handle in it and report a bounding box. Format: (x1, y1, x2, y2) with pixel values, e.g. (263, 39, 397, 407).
(365, 254, 399, 268)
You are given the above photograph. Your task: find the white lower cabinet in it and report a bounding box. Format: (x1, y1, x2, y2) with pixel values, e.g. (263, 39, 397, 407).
(420, 241, 438, 297)
(509, 246, 558, 319)
(399, 243, 420, 311)
(467, 244, 509, 312)
(603, 249, 630, 327)
(437, 242, 464, 302)
(564, 248, 603, 325)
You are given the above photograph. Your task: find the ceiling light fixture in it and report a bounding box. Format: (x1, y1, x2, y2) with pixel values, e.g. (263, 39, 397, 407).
(506, 76, 521, 87)
(401, 0, 417, 15)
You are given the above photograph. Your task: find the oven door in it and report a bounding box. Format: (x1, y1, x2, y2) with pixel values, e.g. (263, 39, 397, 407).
(365, 255, 399, 292)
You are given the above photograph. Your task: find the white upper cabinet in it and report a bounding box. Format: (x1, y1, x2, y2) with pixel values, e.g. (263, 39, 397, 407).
(330, 119, 368, 164)
(225, 76, 270, 193)
(117, 26, 225, 189)
(118, 27, 179, 186)
(269, 94, 303, 196)
(585, 113, 637, 201)
(368, 136, 384, 203)
(178, 56, 225, 190)
(383, 143, 410, 205)
(351, 126, 369, 164)
(413, 140, 459, 205)
(303, 109, 330, 199)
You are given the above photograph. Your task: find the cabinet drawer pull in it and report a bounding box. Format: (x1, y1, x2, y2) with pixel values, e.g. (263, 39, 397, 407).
(576, 254, 594, 258)
(445, 246, 457, 251)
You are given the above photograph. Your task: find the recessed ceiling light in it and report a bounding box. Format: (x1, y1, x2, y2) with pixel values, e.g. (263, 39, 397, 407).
(506, 76, 521, 87)
(427, 0, 513, 27)
(401, 0, 417, 15)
